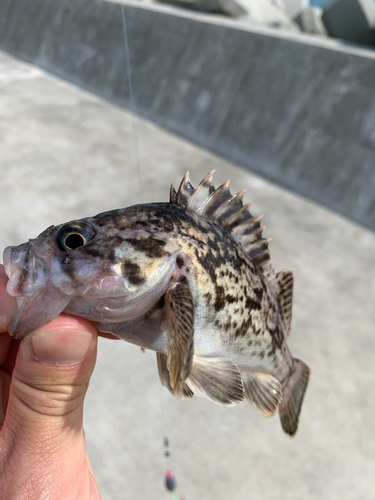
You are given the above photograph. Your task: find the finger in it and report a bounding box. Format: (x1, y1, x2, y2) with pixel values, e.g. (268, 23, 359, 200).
(0, 369, 11, 427)
(1, 314, 99, 496)
(0, 264, 17, 333)
(0, 266, 18, 423)
(0, 332, 12, 366)
(0, 338, 21, 426)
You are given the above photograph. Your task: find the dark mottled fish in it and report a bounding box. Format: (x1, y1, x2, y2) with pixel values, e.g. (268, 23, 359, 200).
(3, 171, 309, 435)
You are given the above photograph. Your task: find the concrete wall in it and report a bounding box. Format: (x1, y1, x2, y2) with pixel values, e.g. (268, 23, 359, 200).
(1, 0, 375, 230)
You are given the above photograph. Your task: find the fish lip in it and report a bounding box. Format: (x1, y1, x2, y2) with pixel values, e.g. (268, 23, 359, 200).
(3, 245, 13, 274)
(3, 242, 49, 297)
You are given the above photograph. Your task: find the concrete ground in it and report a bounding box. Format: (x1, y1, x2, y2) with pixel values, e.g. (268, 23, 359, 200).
(0, 50, 374, 500)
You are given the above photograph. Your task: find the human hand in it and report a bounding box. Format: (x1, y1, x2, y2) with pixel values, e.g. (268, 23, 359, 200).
(0, 264, 102, 500)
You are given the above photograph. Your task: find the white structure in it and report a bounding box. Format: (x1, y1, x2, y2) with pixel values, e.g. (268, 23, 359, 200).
(296, 6, 327, 35)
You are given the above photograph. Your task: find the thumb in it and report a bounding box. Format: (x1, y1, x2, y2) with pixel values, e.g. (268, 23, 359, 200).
(1, 315, 98, 493)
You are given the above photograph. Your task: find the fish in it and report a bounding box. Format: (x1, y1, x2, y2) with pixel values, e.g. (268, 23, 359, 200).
(3, 171, 309, 436)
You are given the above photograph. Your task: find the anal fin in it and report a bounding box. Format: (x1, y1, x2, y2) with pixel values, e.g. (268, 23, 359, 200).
(156, 352, 193, 399)
(165, 282, 195, 397)
(186, 356, 244, 406)
(242, 371, 282, 417)
(279, 359, 310, 436)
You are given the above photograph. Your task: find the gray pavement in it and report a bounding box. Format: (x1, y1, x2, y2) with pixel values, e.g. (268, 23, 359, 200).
(0, 50, 374, 500)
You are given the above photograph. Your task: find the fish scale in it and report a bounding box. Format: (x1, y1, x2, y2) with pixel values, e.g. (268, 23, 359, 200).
(3, 171, 310, 436)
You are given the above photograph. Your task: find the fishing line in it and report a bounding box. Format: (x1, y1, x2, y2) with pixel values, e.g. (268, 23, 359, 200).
(120, 2, 180, 497)
(120, 0, 143, 201)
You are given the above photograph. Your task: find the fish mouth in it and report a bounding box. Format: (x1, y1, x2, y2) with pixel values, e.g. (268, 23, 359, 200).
(3, 242, 49, 297)
(3, 243, 71, 339)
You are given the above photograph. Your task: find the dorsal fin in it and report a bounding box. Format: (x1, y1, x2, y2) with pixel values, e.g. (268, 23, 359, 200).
(171, 171, 273, 273)
(275, 271, 294, 336)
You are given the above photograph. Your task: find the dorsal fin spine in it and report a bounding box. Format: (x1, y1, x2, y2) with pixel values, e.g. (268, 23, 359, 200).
(231, 214, 263, 237)
(187, 170, 216, 211)
(170, 183, 177, 203)
(253, 249, 271, 264)
(201, 180, 231, 217)
(211, 189, 245, 222)
(176, 171, 194, 207)
(240, 225, 265, 247)
(250, 239, 272, 260)
(223, 202, 252, 230)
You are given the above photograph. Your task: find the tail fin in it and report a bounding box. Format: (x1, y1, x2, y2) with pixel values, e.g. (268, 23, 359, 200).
(279, 359, 310, 436)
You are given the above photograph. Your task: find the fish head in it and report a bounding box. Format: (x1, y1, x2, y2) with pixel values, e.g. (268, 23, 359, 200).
(3, 210, 181, 339)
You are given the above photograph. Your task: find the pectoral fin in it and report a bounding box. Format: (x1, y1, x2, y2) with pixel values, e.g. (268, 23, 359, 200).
(165, 283, 194, 396)
(156, 352, 194, 399)
(186, 356, 244, 406)
(242, 371, 282, 417)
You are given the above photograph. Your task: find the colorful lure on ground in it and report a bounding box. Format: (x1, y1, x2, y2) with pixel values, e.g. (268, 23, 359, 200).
(4, 171, 309, 435)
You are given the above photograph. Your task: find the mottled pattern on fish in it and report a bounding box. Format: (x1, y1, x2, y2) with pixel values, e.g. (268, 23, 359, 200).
(3, 171, 310, 436)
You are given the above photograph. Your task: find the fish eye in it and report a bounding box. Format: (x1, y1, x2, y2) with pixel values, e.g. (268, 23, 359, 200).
(56, 222, 96, 251)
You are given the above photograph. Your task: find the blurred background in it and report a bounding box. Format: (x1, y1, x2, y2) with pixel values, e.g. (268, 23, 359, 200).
(0, 0, 375, 499)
